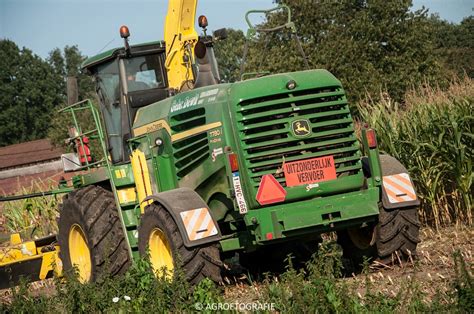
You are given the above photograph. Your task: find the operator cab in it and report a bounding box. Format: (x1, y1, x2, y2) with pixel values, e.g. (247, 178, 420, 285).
(82, 23, 224, 164)
(83, 39, 168, 164)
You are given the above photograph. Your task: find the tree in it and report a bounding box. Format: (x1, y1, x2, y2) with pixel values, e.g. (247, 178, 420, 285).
(0, 40, 63, 146)
(47, 45, 95, 101)
(46, 46, 96, 149)
(428, 15, 473, 78)
(214, 29, 246, 82)
(233, 0, 445, 103)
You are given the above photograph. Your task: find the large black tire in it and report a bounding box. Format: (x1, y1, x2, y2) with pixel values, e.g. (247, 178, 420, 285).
(376, 205, 420, 262)
(58, 185, 131, 282)
(340, 154, 421, 267)
(138, 203, 222, 285)
(338, 205, 420, 268)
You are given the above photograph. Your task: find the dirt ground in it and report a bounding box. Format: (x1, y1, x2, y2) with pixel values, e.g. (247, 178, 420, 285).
(1, 226, 472, 305)
(223, 226, 473, 304)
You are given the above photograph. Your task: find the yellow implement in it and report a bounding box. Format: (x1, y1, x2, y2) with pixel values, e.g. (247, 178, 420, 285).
(164, 0, 199, 90)
(0, 233, 62, 289)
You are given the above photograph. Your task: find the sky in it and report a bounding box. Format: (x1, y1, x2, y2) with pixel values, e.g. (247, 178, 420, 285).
(0, 0, 472, 59)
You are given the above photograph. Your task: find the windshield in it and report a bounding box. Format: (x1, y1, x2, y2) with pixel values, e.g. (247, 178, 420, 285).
(124, 54, 166, 92)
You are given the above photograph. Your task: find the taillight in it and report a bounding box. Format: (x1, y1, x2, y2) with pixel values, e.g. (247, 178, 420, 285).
(228, 153, 239, 172)
(366, 129, 377, 148)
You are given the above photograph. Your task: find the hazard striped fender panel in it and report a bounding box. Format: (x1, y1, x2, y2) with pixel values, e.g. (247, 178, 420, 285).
(379, 155, 420, 209)
(142, 188, 222, 248)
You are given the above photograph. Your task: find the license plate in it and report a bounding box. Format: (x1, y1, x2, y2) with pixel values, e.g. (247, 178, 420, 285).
(283, 156, 337, 187)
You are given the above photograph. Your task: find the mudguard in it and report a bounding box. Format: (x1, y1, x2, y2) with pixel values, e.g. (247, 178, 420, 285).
(142, 188, 222, 248)
(379, 155, 420, 209)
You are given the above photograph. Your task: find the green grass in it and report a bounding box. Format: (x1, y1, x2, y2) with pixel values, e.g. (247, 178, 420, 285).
(358, 77, 473, 229)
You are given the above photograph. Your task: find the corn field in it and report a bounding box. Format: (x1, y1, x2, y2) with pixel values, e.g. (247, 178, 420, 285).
(358, 77, 473, 229)
(0, 183, 59, 239)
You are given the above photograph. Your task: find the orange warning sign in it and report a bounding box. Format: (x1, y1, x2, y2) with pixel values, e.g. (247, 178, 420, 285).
(382, 173, 417, 204)
(284, 156, 337, 187)
(256, 174, 287, 205)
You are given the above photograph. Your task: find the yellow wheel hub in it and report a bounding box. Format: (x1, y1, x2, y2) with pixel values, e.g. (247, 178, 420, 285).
(149, 228, 174, 278)
(68, 224, 92, 283)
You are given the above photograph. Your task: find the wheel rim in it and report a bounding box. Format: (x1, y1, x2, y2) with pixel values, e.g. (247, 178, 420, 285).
(149, 228, 174, 278)
(348, 226, 374, 250)
(68, 224, 92, 283)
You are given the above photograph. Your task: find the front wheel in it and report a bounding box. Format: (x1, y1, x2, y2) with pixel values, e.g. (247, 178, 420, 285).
(58, 186, 131, 282)
(138, 204, 222, 285)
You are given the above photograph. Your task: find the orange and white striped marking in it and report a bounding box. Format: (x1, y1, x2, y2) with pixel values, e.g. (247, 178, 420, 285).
(383, 173, 417, 203)
(179, 208, 218, 241)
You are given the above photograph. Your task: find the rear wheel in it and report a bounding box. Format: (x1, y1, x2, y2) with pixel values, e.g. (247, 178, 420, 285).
(138, 204, 222, 285)
(58, 185, 131, 282)
(338, 205, 420, 268)
(376, 206, 420, 263)
(337, 224, 377, 270)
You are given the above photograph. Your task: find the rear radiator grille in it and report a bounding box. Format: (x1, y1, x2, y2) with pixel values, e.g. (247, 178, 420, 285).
(236, 86, 361, 187)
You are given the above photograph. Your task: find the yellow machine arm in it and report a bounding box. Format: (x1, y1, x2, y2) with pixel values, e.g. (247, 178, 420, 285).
(164, 0, 199, 91)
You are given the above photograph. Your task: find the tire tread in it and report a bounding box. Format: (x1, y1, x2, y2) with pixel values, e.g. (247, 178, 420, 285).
(58, 186, 131, 282)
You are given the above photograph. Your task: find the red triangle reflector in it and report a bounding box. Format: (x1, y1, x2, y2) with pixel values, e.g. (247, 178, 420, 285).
(256, 174, 287, 206)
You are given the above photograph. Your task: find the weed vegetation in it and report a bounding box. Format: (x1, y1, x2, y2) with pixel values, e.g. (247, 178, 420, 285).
(1, 243, 472, 313)
(261, 243, 473, 313)
(1, 258, 222, 313)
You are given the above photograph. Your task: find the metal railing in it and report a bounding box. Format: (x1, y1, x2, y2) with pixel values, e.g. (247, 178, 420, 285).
(59, 99, 109, 171)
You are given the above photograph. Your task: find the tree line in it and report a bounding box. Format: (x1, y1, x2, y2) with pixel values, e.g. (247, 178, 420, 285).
(0, 43, 94, 147)
(0, 0, 472, 147)
(213, 0, 473, 102)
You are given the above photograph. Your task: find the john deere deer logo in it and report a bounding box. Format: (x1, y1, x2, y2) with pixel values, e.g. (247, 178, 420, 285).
(291, 119, 311, 138)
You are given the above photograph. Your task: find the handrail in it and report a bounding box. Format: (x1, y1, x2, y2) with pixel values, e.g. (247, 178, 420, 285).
(245, 5, 295, 35)
(240, 4, 310, 79)
(59, 99, 109, 171)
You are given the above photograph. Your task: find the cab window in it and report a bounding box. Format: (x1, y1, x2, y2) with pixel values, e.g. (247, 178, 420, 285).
(124, 54, 165, 92)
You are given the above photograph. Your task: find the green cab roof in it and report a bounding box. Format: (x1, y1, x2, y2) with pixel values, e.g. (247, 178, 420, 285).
(82, 40, 165, 70)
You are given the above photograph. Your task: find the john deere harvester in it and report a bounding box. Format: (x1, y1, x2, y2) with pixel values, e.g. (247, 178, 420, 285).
(0, 2, 420, 287)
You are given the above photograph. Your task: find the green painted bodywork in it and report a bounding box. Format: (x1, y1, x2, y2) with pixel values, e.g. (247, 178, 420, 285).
(71, 68, 383, 258)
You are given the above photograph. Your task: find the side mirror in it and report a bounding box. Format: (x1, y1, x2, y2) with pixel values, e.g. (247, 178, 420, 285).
(66, 76, 78, 105)
(213, 28, 227, 41)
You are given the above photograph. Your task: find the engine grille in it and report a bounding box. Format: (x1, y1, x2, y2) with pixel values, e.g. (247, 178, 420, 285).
(171, 108, 209, 179)
(235, 86, 362, 188)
